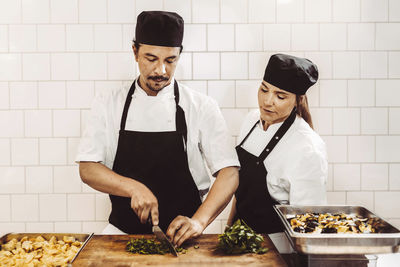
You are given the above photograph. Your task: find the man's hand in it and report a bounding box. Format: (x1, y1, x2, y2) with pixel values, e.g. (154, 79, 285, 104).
(166, 216, 204, 247)
(129, 181, 159, 225)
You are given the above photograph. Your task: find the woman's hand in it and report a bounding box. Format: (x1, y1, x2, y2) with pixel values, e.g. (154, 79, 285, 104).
(166, 216, 205, 247)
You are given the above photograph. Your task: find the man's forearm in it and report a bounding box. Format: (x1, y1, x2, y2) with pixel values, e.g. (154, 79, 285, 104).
(192, 166, 239, 229)
(79, 161, 135, 197)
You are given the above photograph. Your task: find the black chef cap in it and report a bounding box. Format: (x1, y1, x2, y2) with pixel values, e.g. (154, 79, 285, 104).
(263, 54, 318, 95)
(135, 11, 184, 47)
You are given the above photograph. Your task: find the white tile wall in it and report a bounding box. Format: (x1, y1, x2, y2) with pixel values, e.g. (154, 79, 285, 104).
(361, 0, 388, 22)
(277, 0, 304, 23)
(38, 25, 66, 52)
(22, 0, 50, 24)
(11, 138, 39, 166)
(348, 80, 375, 107)
(332, 52, 360, 79)
(360, 52, 388, 78)
(0, 139, 10, 166)
(1, 0, 399, 235)
(208, 81, 235, 108)
(334, 164, 361, 191)
(389, 52, 400, 78)
(208, 25, 234, 51)
(389, 108, 400, 134)
(50, 0, 78, 24)
(39, 194, 67, 221)
(361, 164, 388, 191)
(346, 191, 374, 210)
(26, 166, 53, 193)
(361, 108, 388, 134)
(221, 0, 247, 23)
(25, 110, 52, 137)
(333, 108, 360, 135)
(348, 136, 375, 163)
(9, 25, 36, 52)
(333, 0, 360, 22)
(389, 164, 400, 190)
(249, 0, 275, 23)
(12, 194, 39, 222)
(319, 80, 347, 107)
(221, 52, 248, 79)
(320, 24, 347, 51)
(236, 24, 263, 51)
(264, 24, 291, 51)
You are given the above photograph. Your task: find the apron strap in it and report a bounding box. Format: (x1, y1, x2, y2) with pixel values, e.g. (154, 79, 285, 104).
(258, 107, 297, 162)
(120, 81, 137, 131)
(119, 79, 188, 146)
(238, 120, 259, 147)
(174, 80, 188, 146)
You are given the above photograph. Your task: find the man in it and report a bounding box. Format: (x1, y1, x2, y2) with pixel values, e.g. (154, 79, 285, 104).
(76, 11, 239, 246)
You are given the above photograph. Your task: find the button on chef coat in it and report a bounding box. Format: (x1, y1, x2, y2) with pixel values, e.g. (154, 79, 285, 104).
(239, 110, 328, 205)
(76, 78, 240, 191)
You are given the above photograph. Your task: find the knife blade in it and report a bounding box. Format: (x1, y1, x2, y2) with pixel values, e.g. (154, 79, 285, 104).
(152, 225, 178, 257)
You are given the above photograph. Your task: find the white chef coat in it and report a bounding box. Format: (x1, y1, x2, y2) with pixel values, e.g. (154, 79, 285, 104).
(239, 110, 328, 205)
(76, 78, 240, 191)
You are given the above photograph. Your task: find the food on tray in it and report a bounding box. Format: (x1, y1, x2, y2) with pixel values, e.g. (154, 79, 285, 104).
(126, 238, 187, 255)
(0, 235, 83, 267)
(217, 219, 268, 254)
(287, 212, 390, 234)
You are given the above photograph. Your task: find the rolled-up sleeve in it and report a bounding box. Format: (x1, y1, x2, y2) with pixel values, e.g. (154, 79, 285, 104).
(75, 94, 108, 164)
(198, 98, 240, 176)
(288, 148, 328, 205)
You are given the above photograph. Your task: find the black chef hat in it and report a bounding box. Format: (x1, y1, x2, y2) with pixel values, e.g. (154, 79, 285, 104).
(263, 54, 318, 95)
(135, 11, 184, 47)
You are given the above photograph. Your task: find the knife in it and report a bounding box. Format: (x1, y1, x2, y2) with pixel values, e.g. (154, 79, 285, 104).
(148, 216, 178, 257)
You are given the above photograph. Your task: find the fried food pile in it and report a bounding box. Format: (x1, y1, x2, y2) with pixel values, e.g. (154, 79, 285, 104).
(288, 213, 389, 234)
(0, 235, 83, 267)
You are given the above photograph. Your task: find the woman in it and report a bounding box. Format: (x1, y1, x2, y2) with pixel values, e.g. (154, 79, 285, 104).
(227, 53, 327, 251)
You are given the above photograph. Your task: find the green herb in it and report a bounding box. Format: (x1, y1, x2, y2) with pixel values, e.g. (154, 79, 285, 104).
(126, 238, 171, 255)
(126, 238, 188, 255)
(194, 245, 199, 249)
(217, 219, 268, 255)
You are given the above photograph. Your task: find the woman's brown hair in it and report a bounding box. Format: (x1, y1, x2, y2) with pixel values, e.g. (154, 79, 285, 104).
(296, 95, 313, 129)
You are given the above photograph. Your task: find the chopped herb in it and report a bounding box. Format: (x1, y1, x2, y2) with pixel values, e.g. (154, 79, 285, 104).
(126, 238, 171, 255)
(217, 219, 268, 255)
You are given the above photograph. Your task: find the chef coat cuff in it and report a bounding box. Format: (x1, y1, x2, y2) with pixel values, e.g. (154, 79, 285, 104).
(75, 154, 104, 164)
(210, 159, 240, 177)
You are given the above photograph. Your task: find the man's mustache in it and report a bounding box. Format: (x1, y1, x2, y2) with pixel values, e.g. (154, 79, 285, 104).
(149, 76, 168, 81)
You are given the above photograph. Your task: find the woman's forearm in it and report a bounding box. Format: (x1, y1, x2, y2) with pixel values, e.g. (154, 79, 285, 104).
(226, 196, 237, 226)
(191, 166, 239, 229)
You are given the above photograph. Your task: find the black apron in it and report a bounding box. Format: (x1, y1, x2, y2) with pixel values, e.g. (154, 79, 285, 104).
(109, 80, 202, 234)
(234, 108, 296, 234)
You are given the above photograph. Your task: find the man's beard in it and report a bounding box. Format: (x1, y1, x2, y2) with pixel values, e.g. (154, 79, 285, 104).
(146, 75, 169, 92)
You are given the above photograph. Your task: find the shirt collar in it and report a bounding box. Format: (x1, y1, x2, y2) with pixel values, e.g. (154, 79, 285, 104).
(134, 77, 175, 98)
(257, 118, 284, 132)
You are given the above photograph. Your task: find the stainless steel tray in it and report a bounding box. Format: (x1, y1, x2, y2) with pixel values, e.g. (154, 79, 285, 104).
(0, 232, 93, 264)
(274, 205, 400, 255)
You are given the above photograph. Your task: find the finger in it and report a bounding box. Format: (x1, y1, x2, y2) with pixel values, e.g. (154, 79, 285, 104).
(166, 216, 183, 240)
(176, 227, 194, 247)
(150, 205, 159, 226)
(173, 223, 190, 246)
(140, 206, 150, 224)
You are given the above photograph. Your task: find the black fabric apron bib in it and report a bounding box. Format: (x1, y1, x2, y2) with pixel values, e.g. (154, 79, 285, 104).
(234, 109, 296, 234)
(109, 80, 202, 234)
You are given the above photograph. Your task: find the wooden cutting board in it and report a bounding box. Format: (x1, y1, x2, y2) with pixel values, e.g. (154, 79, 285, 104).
(72, 234, 287, 267)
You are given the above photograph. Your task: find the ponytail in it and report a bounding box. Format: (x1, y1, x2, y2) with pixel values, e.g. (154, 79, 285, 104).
(296, 95, 313, 129)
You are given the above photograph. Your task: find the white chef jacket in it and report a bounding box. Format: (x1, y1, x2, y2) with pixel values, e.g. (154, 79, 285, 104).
(239, 110, 328, 205)
(76, 78, 240, 191)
